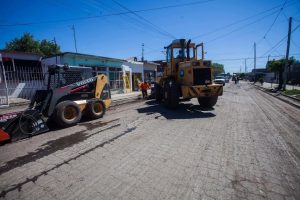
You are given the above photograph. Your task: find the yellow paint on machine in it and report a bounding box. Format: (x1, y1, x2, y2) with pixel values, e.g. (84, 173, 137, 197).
(181, 84, 223, 98)
(95, 74, 111, 109)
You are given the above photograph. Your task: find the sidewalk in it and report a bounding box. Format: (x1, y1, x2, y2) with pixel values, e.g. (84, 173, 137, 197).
(258, 82, 300, 90)
(0, 91, 143, 116)
(253, 82, 300, 109)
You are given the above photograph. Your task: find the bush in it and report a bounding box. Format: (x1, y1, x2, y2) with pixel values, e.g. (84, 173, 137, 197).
(258, 77, 264, 85)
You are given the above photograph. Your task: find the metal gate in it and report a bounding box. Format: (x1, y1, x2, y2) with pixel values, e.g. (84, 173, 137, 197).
(0, 63, 44, 107)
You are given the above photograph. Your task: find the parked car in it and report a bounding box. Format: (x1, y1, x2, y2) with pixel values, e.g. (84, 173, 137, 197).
(214, 76, 226, 86)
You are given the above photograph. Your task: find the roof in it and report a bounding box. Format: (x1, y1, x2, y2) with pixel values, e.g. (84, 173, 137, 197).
(44, 52, 126, 62)
(0, 50, 43, 57)
(140, 60, 160, 66)
(251, 68, 269, 73)
(0, 50, 43, 61)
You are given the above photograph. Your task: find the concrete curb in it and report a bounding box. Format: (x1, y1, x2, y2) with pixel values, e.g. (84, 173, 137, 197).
(253, 85, 300, 109)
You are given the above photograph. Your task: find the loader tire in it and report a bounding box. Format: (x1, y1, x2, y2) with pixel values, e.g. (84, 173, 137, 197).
(164, 80, 179, 109)
(54, 101, 82, 127)
(197, 96, 218, 108)
(155, 83, 163, 101)
(85, 100, 106, 119)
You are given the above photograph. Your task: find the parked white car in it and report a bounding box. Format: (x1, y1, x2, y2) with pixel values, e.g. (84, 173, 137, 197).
(214, 76, 226, 86)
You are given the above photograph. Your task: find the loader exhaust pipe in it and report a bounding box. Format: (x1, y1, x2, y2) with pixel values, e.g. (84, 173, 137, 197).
(186, 39, 191, 60)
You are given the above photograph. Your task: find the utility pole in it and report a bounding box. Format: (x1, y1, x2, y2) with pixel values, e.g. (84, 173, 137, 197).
(283, 17, 292, 90)
(141, 43, 144, 61)
(71, 25, 78, 53)
(53, 37, 57, 64)
(254, 42, 256, 82)
(244, 59, 247, 73)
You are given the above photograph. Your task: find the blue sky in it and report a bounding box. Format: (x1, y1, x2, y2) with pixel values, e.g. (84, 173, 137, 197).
(1, 0, 300, 73)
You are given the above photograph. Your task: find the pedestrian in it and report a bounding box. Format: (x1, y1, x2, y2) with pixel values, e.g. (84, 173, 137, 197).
(140, 81, 150, 99)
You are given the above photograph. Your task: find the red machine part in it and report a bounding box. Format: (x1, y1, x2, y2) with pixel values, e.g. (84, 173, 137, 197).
(0, 129, 10, 142)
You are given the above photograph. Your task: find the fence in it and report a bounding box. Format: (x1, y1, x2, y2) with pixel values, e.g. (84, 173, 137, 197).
(0, 65, 45, 107)
(0, 64, 127, 107)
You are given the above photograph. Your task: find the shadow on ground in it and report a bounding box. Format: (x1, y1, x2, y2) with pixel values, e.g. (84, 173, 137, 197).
(137, 100, 216, 119)
(0, 119, 120, 176)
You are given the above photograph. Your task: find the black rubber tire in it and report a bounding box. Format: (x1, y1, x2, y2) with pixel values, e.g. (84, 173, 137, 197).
(197, 96, 218, 108)
(155, 83, 163, 101)
(85, 100, 106, 119)
(163, 80, 179, 109)
(54, 101, 82, 127)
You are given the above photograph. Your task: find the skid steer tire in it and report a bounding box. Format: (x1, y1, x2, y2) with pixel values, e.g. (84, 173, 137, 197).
(164, 80, 179, 109)
(54, 101, 82, 128)
(197, 96, 218, 108)
(85, 100, 106, 119)
(155, 83, 163, 102)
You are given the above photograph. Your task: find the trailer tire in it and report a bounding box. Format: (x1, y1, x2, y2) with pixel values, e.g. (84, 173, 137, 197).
(85, 100, 106, 119)
(54, 101, 82, 127)
(197, 96, 218, 108)
(164, 80, 179, 109)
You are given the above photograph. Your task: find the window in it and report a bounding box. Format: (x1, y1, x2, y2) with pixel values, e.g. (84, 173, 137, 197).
(166, 48, 171, 62)
(187, 48, 194, 59)
(173, 48, 194, 59)
(173, 48, 184, 59)
(97, 67, 106, 71)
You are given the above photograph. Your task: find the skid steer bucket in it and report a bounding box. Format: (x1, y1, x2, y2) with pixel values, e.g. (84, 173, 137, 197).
(1, 110, 49, 142)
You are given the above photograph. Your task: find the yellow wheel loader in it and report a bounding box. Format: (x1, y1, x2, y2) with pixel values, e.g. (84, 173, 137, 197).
(0, 65, 111, 142)
(155, 39, 223, 108)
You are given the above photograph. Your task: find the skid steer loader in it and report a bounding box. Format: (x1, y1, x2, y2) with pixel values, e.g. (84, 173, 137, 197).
(0, 64, 111, 142)
(155, 39, 223, 108)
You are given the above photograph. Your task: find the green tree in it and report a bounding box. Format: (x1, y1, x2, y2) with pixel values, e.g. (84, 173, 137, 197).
(40, 39, 60, 56)
(267, 58, 295, 90)
(5, 33, 41, 54)
(211, 63, 224, 76)
(4, 33, 60, 56)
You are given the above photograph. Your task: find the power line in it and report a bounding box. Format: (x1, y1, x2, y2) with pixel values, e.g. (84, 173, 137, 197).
(192, 0, 296, 40)
(212, 54, 300, 61)
(0, 0, 215, 27)
(140, 1, 297, 58)
(264, 37, 282, 55)
(206, 9, 280, 44)
(291, 38, 300, 48)
(111, 0, 176, 39)
(263, 0, 287, 39)
(261, 23, 300, 56)
(95, 0, 173, 40)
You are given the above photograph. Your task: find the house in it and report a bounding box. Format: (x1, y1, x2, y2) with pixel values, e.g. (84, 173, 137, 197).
(288, 63, 300, 84)
(0, 51, 44, 104)
(142, 61, 159, 83)
(42, 52, 128, 93)
(42, 52, 159, 93)
(250, 68, 276, 82)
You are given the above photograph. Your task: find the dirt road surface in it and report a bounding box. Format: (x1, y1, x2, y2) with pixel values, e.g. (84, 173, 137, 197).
(0, 82, 299, 200)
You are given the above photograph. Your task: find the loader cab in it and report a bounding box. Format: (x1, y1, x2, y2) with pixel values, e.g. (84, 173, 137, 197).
(47, 65, 93, 89)
(165, 39, 204, 78)
(164, 39, 212, 86)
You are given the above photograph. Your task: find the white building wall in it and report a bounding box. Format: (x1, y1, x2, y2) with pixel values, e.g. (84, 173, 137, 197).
(41, 56, 61, 74)
(123, 60, 144, 81)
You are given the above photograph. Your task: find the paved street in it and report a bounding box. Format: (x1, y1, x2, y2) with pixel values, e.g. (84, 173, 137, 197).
(0, 81, 299, 200)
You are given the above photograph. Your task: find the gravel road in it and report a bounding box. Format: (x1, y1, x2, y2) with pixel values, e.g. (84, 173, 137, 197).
(0, 81, 299, 200)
